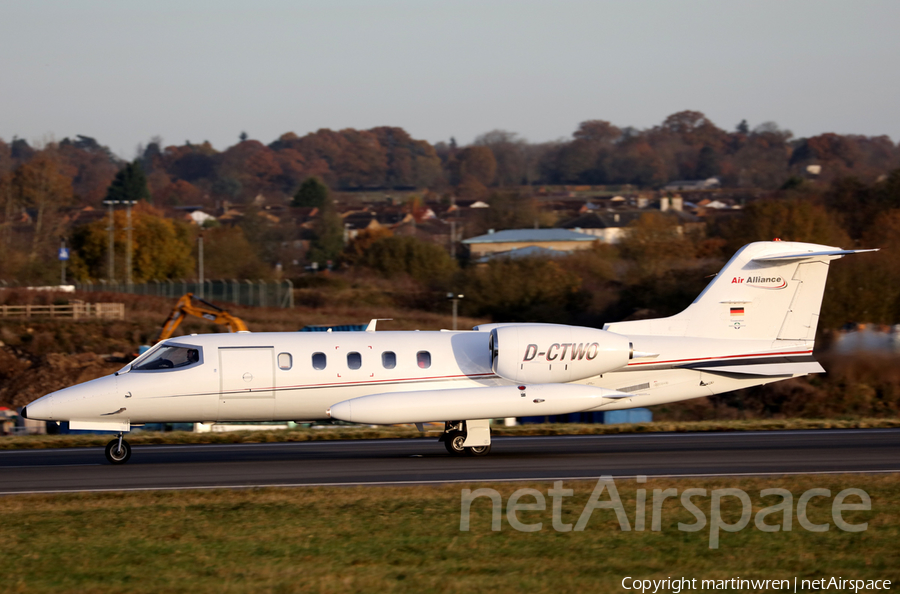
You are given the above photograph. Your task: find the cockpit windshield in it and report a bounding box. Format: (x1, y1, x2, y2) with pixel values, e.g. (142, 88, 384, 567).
(132, 345, 201, 371)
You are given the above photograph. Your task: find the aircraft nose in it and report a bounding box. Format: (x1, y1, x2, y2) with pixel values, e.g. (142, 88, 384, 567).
(25, 393, 55, 421)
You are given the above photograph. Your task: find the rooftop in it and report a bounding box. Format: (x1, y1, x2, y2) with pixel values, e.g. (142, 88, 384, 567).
(462, 228, 597, 244)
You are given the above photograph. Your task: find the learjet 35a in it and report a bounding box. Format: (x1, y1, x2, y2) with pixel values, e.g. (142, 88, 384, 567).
(22, 241, 875, 463)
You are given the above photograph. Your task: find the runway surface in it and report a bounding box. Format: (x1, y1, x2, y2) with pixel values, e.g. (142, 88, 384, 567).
(1, 429, 899, 494)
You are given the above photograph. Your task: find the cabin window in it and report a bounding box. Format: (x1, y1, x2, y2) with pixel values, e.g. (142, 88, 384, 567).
(134, 345, 201, 371)
(416, 351, 431, 369)
(277, 353, 292, 370)
(312, 352, 327, 370)
(347, 351, 362, 370)
(382, 351, 396, 369)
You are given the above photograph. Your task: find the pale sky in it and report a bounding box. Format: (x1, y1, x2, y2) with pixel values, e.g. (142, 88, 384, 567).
(1, 0, 898, 159)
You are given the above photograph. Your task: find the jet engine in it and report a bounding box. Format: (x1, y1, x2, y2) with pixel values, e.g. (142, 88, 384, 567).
(489, 324, 631, 383)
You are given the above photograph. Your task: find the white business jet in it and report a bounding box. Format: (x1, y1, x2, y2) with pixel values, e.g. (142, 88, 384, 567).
(22, 241, 874, 463)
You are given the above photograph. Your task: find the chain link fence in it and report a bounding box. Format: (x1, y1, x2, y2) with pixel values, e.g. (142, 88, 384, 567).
(72, 279, 294, 308)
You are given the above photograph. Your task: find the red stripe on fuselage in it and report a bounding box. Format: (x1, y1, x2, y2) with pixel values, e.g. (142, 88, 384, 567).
(220, 372, 499, 396)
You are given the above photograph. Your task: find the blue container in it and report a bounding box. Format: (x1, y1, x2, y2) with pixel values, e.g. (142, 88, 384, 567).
(602, 408, 653, 424)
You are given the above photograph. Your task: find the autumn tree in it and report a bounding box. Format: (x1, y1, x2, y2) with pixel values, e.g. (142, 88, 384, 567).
(730, 122, 792, 188)
(371, 127, 444, 188)
(552, 120, 621, 184)
(818, 208, 900, 328)
(12, 155, 73, 256)
(618, 212, 696, 277)
(156, 180, 204, 207)
(720, 199, 849, 252)
(0, 172, 16, 246)
(659, 110, 726, 149)
(69, 203, 194, 282)
(474, 130, 530, 187)
(452, 146, 497, 186)
(0, 139, 15, 175)
(342, 227, 394, 265)
(355, 235, 458, 288)
(216, 140, 281, 201)
(57, 135, 120, 204)
(199, 226, 267, 278)
(463, 257, 586, 323)
(162, 142, 217, 183)
(105, 160, 150, 203)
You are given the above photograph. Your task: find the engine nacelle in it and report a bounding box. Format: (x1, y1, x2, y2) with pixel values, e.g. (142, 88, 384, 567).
(490, 324, 631, 383)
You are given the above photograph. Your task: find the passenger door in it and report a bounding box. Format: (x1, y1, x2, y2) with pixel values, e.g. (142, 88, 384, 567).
(218, 347, 275, 421)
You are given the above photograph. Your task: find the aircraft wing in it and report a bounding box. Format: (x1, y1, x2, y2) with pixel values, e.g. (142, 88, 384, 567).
(682, 357, 825, 377)
(327, 383, 631, 425)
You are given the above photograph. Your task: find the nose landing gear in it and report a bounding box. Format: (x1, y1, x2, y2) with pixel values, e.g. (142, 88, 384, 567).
(105, 433, 132, 464)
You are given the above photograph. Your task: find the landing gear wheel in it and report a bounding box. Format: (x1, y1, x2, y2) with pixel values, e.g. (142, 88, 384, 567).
(105, 438, 132, 464)
(444, 431, 467, 456)
(466, 444, 492, 457)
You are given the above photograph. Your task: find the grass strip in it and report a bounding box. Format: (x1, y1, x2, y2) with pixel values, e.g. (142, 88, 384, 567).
(1, 417, 898, 450)
(1, 474, 897, 593)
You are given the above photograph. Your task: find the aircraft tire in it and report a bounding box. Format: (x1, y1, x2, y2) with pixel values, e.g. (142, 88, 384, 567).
(105, 439, 132, 464)
(444, 431, 467, 456)
(466, 444, 491, 457)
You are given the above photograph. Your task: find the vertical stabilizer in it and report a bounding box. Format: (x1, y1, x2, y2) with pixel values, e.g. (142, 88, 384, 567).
(604, 241, 875, 341)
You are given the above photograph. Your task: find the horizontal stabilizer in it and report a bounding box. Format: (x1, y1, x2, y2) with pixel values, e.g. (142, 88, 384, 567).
(753, 249, 878, 263)
(689, 361, 825, 377)
(327, 384, 631, 424)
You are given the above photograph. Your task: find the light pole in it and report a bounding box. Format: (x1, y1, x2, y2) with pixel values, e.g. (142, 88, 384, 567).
(124, 200, 136, 287)
(103, 200, 115, 283)
(447, 292, 464, 331)
(197, 232, 204, 299)
(103, 199, 138, 286)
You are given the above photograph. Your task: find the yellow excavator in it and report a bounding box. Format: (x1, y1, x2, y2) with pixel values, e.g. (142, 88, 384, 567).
(154, 293, 249, 343)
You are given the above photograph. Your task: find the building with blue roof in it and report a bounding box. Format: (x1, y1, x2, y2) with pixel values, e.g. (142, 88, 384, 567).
(462, 228, 597, 259)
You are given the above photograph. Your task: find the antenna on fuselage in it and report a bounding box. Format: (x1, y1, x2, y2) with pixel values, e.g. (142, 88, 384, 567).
(366, 319, 393, 332)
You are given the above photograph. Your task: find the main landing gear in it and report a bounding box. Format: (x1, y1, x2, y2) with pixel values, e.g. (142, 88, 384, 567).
(439, 421, 492, 457)
(105, 432, 132, 464)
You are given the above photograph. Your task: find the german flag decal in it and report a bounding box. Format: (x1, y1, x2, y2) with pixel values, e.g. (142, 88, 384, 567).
(730, 307, 744, 317)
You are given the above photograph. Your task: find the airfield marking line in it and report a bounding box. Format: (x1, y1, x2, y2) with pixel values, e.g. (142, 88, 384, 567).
(0, 464, 102, 468)
(1, 468, 899, 496)
(0, 427, 896, 456)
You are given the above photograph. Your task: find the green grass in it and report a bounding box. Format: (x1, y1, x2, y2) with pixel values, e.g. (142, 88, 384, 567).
(2, 417, 899, 450)
(1, 474, 897, 593)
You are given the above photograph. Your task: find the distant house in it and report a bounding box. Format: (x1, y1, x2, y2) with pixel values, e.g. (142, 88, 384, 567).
(188, 210, 216, 226)
(449, 200, 489, 210)
(462, 228, 597, 259)
(558, 211, 645, 244)
(560, 205, 702, 243)
(341, 211, 384, 240)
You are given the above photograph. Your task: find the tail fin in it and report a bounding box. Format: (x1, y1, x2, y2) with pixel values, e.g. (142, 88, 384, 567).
(604, 241, 876, 341)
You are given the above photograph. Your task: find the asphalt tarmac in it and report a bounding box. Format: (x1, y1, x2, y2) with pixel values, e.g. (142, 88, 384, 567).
(1, 429, 898, 494)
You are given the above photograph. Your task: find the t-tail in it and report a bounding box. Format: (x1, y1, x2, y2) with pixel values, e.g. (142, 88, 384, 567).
(604, 241, 877, 342)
